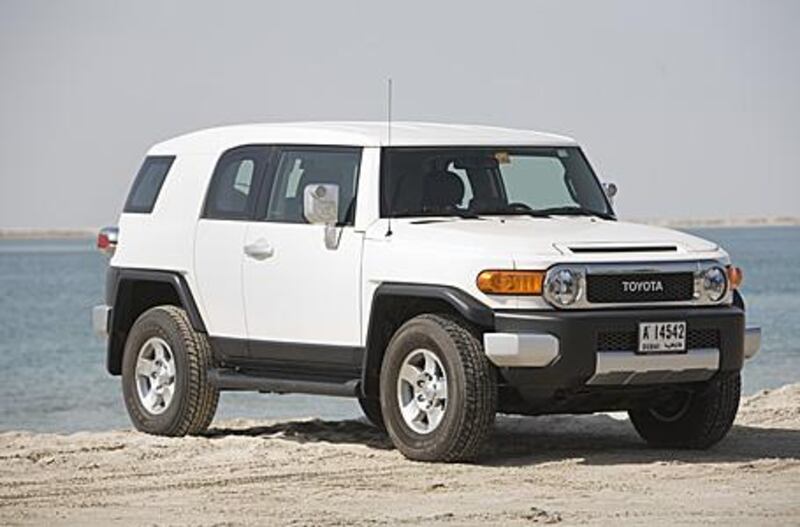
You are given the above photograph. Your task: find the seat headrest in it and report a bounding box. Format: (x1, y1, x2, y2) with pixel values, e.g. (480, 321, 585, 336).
(422, 170, 465, 211)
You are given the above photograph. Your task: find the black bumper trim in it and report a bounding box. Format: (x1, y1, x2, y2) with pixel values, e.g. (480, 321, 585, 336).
(493, 304, 745, 396)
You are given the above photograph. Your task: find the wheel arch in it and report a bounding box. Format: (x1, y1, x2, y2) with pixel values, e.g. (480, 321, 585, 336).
(360, 283, 494, 399)
(106, 268, 206, 375)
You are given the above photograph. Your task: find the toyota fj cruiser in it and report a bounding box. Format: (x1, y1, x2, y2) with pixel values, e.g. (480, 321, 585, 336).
(93, 122, 761, 462)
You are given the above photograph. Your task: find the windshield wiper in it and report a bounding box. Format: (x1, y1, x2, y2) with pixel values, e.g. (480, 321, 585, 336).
(451, 211, 482, 219)
(398, 211, 484, 222)
(476, 209, 552, 218)
(532, 206, 615, 220)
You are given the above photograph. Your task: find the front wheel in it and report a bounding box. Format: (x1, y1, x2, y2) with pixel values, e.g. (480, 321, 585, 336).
(379, 314, 497, 462)
(121, 305, 219, 436)
(628, 373, 740, 449)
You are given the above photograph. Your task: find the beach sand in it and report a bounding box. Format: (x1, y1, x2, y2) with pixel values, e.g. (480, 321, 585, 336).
(1, 384, 799, 526)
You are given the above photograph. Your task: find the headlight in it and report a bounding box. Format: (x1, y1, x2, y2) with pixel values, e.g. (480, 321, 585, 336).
(544, 268, 582, 306)
(702, 266, 728, 302)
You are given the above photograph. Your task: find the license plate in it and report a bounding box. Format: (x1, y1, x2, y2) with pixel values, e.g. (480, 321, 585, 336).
(638, 321, 686, 353)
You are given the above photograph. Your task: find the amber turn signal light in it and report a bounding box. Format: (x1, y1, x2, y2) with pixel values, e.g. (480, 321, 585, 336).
(727, 265, 743, 289)
(476, 270, 544, 295)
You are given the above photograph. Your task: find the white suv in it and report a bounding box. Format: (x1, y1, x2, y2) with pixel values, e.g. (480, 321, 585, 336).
(93, 122, 761, 462)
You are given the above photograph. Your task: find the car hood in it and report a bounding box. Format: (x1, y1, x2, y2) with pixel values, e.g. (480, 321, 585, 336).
(369, 216, 720, 261)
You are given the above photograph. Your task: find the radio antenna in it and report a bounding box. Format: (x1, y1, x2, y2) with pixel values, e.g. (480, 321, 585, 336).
(385, 78, 394, 237)
(387, 78, 393, 146)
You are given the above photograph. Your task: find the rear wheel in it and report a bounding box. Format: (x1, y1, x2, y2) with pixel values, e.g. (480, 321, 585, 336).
(629, 373, 740, 449)
(379, 314, 497, 462)
(122, 306, 219, 436)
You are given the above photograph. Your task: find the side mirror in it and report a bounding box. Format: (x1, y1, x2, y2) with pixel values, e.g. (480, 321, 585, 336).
(303, 184, 339, 225)
(303, 184, 341, 250)
(603, 182, 618, 204)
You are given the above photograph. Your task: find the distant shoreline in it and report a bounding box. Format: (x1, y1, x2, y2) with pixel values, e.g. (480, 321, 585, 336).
(636, 216, 800, 229)
(0, 228, 96, 240)
(1, 217, 798, 240)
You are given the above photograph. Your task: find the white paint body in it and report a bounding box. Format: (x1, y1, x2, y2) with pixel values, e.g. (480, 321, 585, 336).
(110, 122, 730, 347)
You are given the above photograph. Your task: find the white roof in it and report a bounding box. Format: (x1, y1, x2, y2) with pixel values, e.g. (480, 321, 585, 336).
(150, 121, 578, 154)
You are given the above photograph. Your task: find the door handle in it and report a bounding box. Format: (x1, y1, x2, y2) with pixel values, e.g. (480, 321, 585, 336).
(244, 239, 274, 260)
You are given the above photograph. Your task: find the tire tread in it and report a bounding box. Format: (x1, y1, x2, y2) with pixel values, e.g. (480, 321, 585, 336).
(425, 314, 496, 462)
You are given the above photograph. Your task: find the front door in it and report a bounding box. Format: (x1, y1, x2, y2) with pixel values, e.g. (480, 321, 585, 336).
(242, 147, 363, 373)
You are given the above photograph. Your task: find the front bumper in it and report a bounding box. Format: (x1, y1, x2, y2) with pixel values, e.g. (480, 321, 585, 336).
(484, 305, 758, 393)
(744, 326, 761, 360)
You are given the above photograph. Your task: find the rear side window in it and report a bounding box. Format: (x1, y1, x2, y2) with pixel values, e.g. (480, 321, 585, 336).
(123, 156, 175, 213)
(203, 146, 270, 220)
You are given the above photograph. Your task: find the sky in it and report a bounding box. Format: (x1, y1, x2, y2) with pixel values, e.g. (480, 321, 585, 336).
(1, 0, 798, 228)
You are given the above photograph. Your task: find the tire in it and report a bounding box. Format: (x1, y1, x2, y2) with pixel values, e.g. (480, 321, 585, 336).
(379, 313, 497, 462)
(357, 396, 385, 431)
(628, 373, 741, 449)
(122, 305, 219, 436)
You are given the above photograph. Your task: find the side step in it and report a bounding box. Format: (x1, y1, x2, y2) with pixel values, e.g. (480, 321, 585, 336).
(208, 369, 360, 398)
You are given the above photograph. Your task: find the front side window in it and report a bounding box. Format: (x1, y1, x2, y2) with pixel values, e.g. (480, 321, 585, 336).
(381, 147, 613, 219)
(124, 156, 175, 213)
(266, 148, 361, 224)
(203, 146, 269, 220)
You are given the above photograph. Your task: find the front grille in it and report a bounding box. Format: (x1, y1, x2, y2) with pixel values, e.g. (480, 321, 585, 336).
(596, 330, 638, 352)
(586, 272, 694, 303)
(597, 328, 720, 352)
(687, 328, 721, 349)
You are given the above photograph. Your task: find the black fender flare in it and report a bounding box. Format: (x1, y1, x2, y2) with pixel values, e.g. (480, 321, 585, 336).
(107, 267, 206, 332)
(733, 289, 745, 311)
(106, 267, 206, 375)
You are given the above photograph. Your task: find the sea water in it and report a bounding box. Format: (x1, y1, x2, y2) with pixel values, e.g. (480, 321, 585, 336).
(0, 227, 797, 432)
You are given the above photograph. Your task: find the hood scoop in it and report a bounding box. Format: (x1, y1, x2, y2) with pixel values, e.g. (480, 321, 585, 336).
(567, 244, 678, 254)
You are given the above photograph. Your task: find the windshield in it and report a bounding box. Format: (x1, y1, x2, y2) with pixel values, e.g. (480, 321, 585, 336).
(380, 147, 614, 219)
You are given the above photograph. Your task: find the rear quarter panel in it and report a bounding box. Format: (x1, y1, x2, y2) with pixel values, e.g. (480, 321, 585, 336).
(111, 152, 217, 320)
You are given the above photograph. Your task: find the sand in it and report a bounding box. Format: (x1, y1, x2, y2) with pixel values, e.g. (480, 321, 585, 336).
(2, 385, 799, 526)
